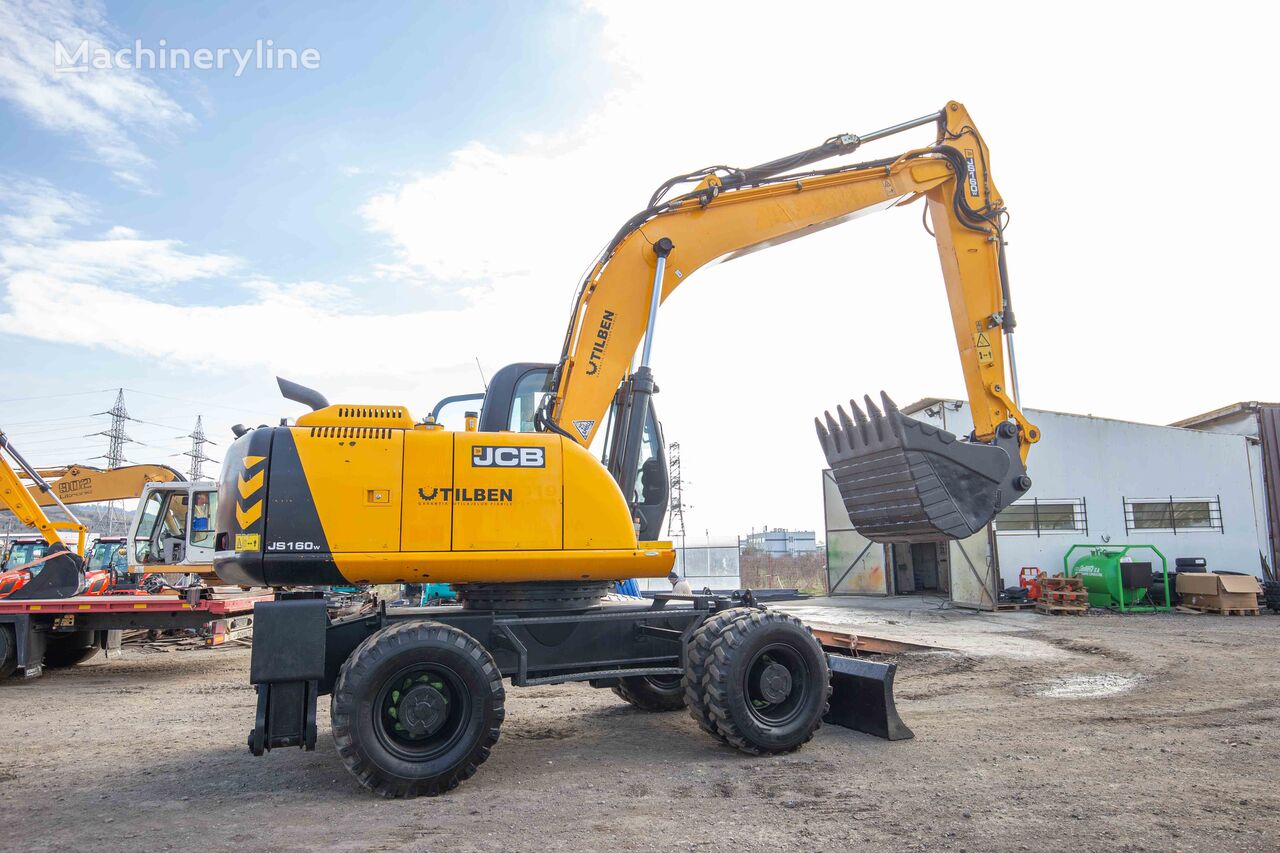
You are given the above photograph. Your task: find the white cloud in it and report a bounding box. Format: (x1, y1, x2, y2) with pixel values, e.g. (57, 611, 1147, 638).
(0, 177, 89, 240)
(0, 0, 194, 187)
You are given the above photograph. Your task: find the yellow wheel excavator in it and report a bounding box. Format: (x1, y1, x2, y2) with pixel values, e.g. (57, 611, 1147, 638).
(218, 101, 1039, 797)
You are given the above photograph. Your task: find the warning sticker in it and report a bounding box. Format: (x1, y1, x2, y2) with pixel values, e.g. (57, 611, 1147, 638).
(571, 420, 595, 441)
(973, 331, 994, 365)
(234, 533, 261, 552)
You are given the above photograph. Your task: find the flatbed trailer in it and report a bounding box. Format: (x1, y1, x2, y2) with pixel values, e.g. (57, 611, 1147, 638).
(0, 590, 273, 680)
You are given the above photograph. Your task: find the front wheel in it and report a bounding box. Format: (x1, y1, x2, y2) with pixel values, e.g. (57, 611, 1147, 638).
(331, 620, 505, 798)
(700, 610, 830, 755)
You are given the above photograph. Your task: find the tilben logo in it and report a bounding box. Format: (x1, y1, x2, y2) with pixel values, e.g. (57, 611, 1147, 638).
(418, 487, 514, 503)
(471, 445, 545, 468)
(585, 310, 615, 376)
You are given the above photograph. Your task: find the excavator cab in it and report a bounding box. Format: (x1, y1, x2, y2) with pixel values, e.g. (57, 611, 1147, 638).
(816, 393, 1030, 544)
(473, 362, 670, 540)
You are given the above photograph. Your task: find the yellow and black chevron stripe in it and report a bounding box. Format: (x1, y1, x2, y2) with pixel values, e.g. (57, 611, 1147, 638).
(213, 426, 346, 587)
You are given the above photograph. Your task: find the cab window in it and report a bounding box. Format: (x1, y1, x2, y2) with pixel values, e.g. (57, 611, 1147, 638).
(507, 370, 554, 433)
(164, 493, 190, 538)
(4, 542, 48, 570)
(190, 491, 216, 546)
(134, 492, 164, 563)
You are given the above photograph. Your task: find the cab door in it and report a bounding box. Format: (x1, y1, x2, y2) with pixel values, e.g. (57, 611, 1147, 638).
(184, 488, 218, 566)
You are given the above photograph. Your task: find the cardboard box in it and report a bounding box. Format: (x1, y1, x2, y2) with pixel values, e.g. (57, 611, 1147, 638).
(1177, 572, 1261, 610)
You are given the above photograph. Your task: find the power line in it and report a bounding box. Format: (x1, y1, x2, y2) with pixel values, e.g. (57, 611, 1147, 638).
(0, 389, 114, 404)
(89, 389, 132, 470)
(123, 388, 264, 417)
(182, 415, 217, 480)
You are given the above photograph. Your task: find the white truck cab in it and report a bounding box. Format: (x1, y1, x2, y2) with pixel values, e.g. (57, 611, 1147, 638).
(127, 481, 219, 577)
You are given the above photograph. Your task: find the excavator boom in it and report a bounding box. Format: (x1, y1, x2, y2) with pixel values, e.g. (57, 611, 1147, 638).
(545, 101, 1038, 542)
(23, 463, 184, 507)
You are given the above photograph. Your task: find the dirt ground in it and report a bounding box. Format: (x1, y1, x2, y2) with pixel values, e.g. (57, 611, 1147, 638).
(3, 599, 1278, 852)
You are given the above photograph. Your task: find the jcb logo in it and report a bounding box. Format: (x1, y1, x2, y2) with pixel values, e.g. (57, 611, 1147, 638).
(472, 446, 545, 468)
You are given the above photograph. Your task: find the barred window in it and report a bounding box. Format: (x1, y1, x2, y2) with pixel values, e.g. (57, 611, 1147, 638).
(1124, 497, 1223, 534)
(995, 498, 1087, 536)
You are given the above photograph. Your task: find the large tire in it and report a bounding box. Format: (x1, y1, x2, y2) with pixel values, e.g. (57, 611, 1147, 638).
(331, 620, 504, 798)
(0, 625, 16, 681)
(43, 632, 100, 669)
(683, 607, 757, 742)
(701, 610, 830, 755)
(612, 674, 685, 711)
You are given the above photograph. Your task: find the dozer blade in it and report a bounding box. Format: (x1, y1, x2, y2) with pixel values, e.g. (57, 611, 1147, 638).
(825, 655, 913, 741)
(815, 392, 1029, 544)
(6, 543, 86, 600)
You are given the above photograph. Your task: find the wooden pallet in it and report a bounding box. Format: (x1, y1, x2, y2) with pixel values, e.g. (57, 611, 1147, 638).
(1041, 590, 1089, 602)
(1036, 601, 1089, 616)
(995, 601, 1036, 611)
(1042, 576, 1086, 592)
(1179, 603, 1261, 616)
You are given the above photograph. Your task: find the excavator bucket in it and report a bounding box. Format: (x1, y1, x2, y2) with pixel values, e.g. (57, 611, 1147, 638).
(5, 543, 85, 600)
(816, 393, 1028, 544)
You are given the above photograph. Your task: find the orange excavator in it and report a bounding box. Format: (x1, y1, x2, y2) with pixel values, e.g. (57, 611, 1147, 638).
(0, 428, 183, 599)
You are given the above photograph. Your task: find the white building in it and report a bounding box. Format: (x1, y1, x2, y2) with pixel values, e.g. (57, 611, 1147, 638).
(823, 398, 1274, 608)
(743, 528, 818, 555)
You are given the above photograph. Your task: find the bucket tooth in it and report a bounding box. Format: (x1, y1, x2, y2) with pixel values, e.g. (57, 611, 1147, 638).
(815, 391, 1030, 544)
(864, 395, 885, 441)
(837, 406, 857, 449)
(880, 392, 903, 437)
(848, 398, 871, 444)
(822, 411, 843, 453)
(814, 417, 831, 454)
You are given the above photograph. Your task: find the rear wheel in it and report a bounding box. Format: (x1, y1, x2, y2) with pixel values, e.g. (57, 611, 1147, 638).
(331, 620, 504, 798)
(43, 632, 100, 668)
(0, 625, 16, 681)
(701, 610, 830, 755)
(612, 674, 685, 711)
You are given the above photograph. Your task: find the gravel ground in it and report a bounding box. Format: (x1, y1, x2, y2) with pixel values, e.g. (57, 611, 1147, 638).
(2, 602, 1278, 852)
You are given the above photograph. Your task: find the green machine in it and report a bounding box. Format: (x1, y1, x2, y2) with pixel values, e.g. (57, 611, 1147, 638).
(1063, 544, 1172, 613)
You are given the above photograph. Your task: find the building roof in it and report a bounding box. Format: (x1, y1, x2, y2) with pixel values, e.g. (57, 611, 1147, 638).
(1170, 401, 1280, 429)
(902, 396, 1272, 436)
(900, 397, 950, 415)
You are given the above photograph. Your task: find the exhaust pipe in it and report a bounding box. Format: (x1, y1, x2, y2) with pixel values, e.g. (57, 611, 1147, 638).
(276, 377, 330, 412)
(816, 392, 1030, 544)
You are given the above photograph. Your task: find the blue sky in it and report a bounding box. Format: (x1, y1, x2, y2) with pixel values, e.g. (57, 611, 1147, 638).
(1, 1, 1275, 535)
(1, 0, 613, 465)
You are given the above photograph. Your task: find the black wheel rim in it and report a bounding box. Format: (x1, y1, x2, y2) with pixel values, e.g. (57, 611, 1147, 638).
(645, 674, 682, 691)
(373, 663, 472, 762)
(743, 642, 810, 727)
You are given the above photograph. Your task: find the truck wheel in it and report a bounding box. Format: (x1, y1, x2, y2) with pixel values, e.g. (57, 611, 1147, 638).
(612, 674, 685, 711)
(683, 608, 756, 742)
(43, 632, 101, 668)
(0, 626, 16, 681)
(701, 610, 830, 755)
(331, 620, 505, 798)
